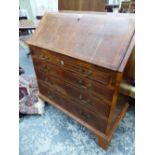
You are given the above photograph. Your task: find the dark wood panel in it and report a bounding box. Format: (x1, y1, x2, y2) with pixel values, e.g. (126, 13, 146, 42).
(38, 82, 107, 133)
(37, 75, 111, 119)
(31, 46, 117, 85)
(32, 57, 115, 103)
(58, 0, 106, 12)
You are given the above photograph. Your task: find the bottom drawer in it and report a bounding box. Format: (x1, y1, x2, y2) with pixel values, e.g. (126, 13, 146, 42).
(38, 82, 107, 133)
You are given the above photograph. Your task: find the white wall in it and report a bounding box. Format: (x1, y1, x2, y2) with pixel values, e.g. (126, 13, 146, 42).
(30, 0, 58, 17)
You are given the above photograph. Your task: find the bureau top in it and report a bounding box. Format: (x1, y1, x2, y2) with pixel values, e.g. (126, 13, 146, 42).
(27, 12, 135, 72)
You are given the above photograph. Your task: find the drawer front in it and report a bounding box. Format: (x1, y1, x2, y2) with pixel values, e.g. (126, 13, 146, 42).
(38, 82, 107, 133)
(37, 73, 110, 119)
(33, 58, 114, 102)
(30, 46, 116, 85)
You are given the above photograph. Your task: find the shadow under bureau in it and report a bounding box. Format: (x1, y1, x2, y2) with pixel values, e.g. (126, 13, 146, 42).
(27, 12, 135, 149)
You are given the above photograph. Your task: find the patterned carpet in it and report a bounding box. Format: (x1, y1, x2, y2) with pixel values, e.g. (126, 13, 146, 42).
(19, 41, 135, 155)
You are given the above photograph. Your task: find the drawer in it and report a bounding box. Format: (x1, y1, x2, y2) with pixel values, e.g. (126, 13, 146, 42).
(38, 83, 69, 110)
(38, 83, 107, 133)
(37, 76, 111, 119)
(33, 58, 114, 102)
(31, 46, 116, 85)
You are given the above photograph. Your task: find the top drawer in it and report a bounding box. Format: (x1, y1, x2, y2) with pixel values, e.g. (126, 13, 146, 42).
(30, 46, 117, 86)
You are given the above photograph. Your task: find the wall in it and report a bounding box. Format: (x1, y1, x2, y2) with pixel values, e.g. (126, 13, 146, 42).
(19, 0, 58, 20)
(30, 0, 58, 17)
(19, 0, 34, 19)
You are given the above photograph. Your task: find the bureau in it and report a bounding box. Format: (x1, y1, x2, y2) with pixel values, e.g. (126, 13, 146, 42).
(27, 12, 135, 149)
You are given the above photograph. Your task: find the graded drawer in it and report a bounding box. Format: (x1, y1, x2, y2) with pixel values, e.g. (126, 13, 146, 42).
(37, 75, 111, 119)
(38, 82, 107, 133)
(33, 58, 114, 102)
(31, 46, 116, 85)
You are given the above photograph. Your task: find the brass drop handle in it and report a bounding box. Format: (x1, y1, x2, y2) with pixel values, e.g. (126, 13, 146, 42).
(83, 99, 91, 105)
(40, 54, 49, 60)
(79, 95, 92, 105)
(79, 79, 86, 89)
(84, 70, 92, 77)
(79, 79, 84, 85)
(79, 80, 92, 89)
(41, 64, 49, 71)
(79, 67, 92, 77)
(79, 67, 85, 73)
(79, 110, 91, 119)
(45, 78, 54, 86)
(79, 94, 83, 100)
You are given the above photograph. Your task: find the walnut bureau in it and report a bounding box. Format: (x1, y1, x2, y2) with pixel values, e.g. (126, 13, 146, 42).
(27, 12, 135, 149)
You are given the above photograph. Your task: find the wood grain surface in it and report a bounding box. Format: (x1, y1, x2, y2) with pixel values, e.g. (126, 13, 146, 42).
(58, 0, 106, 12)
(28, 12, 135, 72)
(28, 12, 134, 149)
